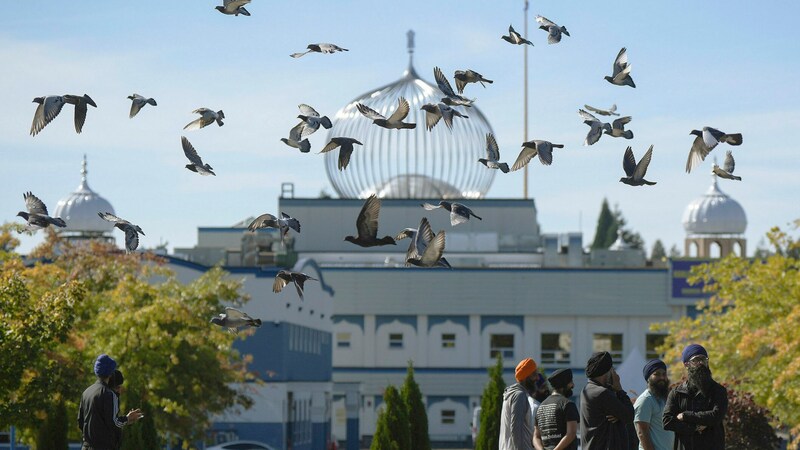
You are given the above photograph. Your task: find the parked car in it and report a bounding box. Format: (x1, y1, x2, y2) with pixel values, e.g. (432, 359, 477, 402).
(206, 440, 277, 450)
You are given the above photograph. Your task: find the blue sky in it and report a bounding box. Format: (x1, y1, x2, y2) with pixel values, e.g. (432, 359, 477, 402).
(2, 1, 799, 255)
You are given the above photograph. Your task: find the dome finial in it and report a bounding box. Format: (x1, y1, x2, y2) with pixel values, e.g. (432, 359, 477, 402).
(403, 30, 418, 78)
(78, 154, 92, 192)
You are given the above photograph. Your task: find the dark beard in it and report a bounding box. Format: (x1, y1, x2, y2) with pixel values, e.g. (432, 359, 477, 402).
(534, 390, 549, 403)
(649, 379, 669, 399)
(560, 388, 573, 398)
(687, 365, 713, 395)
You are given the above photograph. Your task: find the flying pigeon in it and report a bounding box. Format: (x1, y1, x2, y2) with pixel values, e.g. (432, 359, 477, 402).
(584, 104, 620, 116)
(535, 15, 570, 44)
(30, 96, 67, 136)
(181, 136, 216, 176)
(320, 137, 363, 171)
(98, 212, 145, 253)
(296, 104, 333, 137)
(247, 212, 301, 245)
(605, 47, 635, 88)
(619, 145, 656, 186)
(280, 122, 311, 153)
(63, 94, 97, 134)
(17, 192, 66, 231)
(405, 217, 447, 268)
(453, 70, 493, 94)
(420, 103, 469, 131)
(512, 140, 563, 170)
(183, 108, 224, 130)
(434, 67, 475, 107)
(604, 116, 634, 139)
(478, 133, 510, 173)
(127, 94, 157, 119)
(501, 24, 533, 46)
(685, 127, 743, 173)
(290, 43, 348, 58)
(344, 194, 396, 247)
(712, 151, 742, 181)
(396, 222, 451, 269)
(215, 0, 251, 16)
(356, 98, 416, 129)
(211, 307, 261, 334)
(578, 109, 611, 146)
(421, 201, 482, 226)
(273, 270, 318, 301)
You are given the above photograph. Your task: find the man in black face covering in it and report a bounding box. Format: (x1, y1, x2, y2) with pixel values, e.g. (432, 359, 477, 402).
(534, 369, 578, 450)
(579, 351, 634, 450)
(663, 344, 728, 450)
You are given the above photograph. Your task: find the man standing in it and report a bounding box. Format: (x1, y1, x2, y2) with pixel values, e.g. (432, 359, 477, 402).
(528, 373, 550, 430)
(634, 359, 674, 450)
(579, 351, 634, 450)
(78, 354, 142, 450)
(663, 344, 728, 450)
(499, 357, 539, 450)
(533, 369, 578, 450)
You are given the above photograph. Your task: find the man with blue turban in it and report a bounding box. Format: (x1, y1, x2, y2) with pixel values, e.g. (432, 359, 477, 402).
(633, 359, 674, 449)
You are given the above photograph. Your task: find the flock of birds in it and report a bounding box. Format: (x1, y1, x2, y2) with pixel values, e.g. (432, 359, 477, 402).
(15, 2, 745, 333)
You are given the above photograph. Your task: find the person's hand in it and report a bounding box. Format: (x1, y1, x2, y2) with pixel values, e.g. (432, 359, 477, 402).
(606, 415, 619, 423)
(677, 413, 684, 421)
(610, 368, 622, 392)
(127, 408, 143, 423)
(696, 425, 707, 433)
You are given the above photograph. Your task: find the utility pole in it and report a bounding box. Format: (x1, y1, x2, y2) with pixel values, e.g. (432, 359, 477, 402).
(523, 0, 530, 199)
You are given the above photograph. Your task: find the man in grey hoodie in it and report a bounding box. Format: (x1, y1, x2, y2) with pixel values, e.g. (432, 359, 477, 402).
(500, 357, 540, 450)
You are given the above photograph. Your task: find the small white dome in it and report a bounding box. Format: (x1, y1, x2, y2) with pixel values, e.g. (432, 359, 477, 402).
(53, 156, 115, 234)
(609, 230, 632, 251)
(682, 176, 747, 235)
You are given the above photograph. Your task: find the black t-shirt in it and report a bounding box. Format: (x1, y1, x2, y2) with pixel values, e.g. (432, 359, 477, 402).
(535, 393, 579, 450)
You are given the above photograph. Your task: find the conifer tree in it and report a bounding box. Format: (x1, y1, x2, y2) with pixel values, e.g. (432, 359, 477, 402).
(370, 408, 399, 450)
(383, 385, 410, 450)
(476, 355, 505, 450)
(401, 361, 430, 450)
(651, 239, 666, 260)
(591, 198, 615, 249)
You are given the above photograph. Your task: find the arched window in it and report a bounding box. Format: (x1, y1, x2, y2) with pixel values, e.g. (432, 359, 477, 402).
(709, 241, 722, 258)
(733, 241, 743, 257)
(688, 241, 699, 257)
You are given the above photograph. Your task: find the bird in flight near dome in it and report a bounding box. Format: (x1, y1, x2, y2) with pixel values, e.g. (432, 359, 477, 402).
(211, 307, 261, 334)
(605, 47, 636, 88)
(712, 151, 742, 181)
(183, 108, 224, 130)
(501, 24, 533, 46)
(478, 133, 510, 173)
(296, 104, 332, 137)
(396, 220, 451, 269)
(434, 67, 475, 107)
(420, 103, 469, 131)
(421, 201, 482, 226)
(685, 126, 743, 173)
(619, 145, 656, 186)
(578, 109, 611, 146)
(535, 15, 570, 44)
(247, 212, 301, 246)
(320, 137, 363, 171)
(512, 140, 564, 171)
(17, 192, 66, 231)
(30, 94, 97, 136)
(356, 98, 416, 130)
(127, 94, 157, 119)
(584, 104, 620, 117)
(98, 212, 145, 253)
(405, 217, 447, 268)
(281, 122, 311, 153)
(603, 116, 634, 140)
(453, 69, 493, 94)
(181, 136, 216, 176)
(273, 270, 318, 301)
(290, 43, 348, 58)
(215, 0, 251, 16)
(345, 195, 397, 247)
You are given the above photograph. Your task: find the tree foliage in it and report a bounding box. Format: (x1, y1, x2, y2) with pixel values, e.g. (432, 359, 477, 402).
(654, 221, 800, 441)
(370, 408, 399, 450)
(476, 355, 505, 450)
(400, 361, 430, 450)
(610, 205, 644, 250)
(651, 239, 666, 261)
(722, 380, 780, 449)
(591, 199, 615, 249)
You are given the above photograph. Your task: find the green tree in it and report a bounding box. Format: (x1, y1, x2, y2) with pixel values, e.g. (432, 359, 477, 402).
(383, 386, 410, 450)
(476, 355, 505, 450)
(370, 408, 399, 450)
(651, 239, 666, 261)
(609, 205, 644, 250)
(400, 361, 430, 450)
(653, 221, 800, 442)
(591, 198, 615, 249)
(669, 244, 682, 258)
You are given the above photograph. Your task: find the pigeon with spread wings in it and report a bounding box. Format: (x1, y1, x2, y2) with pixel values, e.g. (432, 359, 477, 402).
(535, 15, 570, 44)
(619, 146, 656, 186)
(405, 217, 447, 268)
(511, 140, 563, 171)
(356, 98, 416, 129)
(98, 212, 145, 253)
(344, 194, 396, 247)
(291, 43, 348, 58)
(434, 67, 474, 107)
(273, 270, 318, 301)
(181, 136, 215, 176)
(421, 201, 482, 226)
(183, 108, 224, 130)
(453, 69, 493, 94)
(685, 127, 743, 173)
(320, 137, 363, 171)
(605, 47, 635, 88)
(247, 212, 300, 245)
(17, 192, 66, 231)
(127, 94, 157, 118)
(215, 0, 251, 16)
(712, 151, 742, 181)
(501, 24, 533, 46)
(420, 103, 468, 131)
(578, 109, 611, 146)
(478, 133, 510, 173)
(211, 307, 261, 334)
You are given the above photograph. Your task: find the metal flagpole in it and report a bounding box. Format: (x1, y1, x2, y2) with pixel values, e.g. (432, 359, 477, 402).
(523, 0, 529, 199)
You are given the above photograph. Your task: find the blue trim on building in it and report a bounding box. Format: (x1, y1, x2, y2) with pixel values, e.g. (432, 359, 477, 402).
(234, 323, 332, 382)
(334, 366, 587, 375)
(428, 315, 470, 331)
(375, 315, 417, 330)
(427, 395, 470, 409)
(480, 315, 523, 332)
(332, 315, 364, 330)
(345, 418, 359, 450)
(164, 254, 282, 278)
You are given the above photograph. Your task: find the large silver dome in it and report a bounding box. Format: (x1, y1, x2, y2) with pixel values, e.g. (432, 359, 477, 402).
(54, 155, 115, 235)
(682, 175, 747, 236)
(324, 31, 495, 199)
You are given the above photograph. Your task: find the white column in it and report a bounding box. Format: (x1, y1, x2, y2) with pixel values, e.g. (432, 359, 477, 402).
(417, 315, 428, 367)
(364, 315, 376, 367)
(469, 315, 481, 367)
(524, 315, 536, 361)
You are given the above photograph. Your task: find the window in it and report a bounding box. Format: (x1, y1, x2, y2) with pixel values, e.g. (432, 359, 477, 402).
(541, 333, 571, 365)
(441, 409, 455, 425)
(592, 333, 623, 364)
(389, 333, 404, 349)
(490, 334, 514, 359)
(646, 334, 667, 360)
(336, 332, 351, 348)
(441, 333, 456, 348)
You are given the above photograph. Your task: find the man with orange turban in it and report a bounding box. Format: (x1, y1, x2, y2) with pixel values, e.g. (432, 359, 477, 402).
(500, 357, 543, 450)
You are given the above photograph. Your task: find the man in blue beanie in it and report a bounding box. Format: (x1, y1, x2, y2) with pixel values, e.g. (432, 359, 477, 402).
(78, 354, 143, 450)
(663, 344, 728, 450)
(633, 359, 673, 450)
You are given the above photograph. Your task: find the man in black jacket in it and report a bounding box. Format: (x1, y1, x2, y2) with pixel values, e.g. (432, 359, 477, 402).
(663, 344, 728, 450)
(579, 351, 634, 450)
(78, 354, 142, 450)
